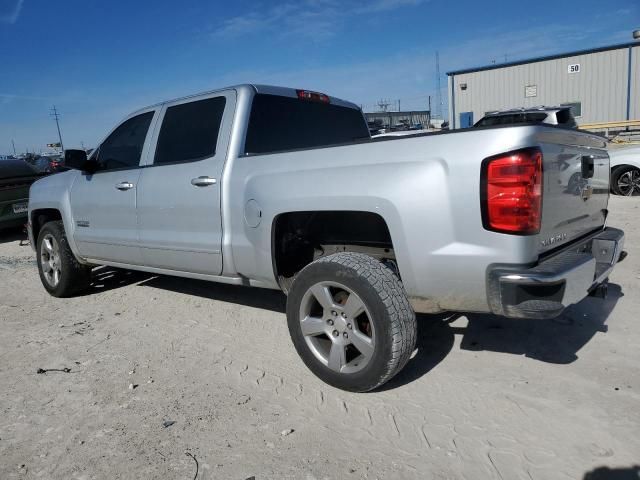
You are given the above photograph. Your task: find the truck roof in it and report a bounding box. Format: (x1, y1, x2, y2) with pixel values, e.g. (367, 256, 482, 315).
(131, 84, 361, 115)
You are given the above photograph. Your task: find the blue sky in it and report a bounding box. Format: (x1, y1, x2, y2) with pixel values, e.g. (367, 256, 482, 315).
(0, 0, 638, 154)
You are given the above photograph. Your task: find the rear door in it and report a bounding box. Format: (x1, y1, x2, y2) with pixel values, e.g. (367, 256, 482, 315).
(135, 90, 235, 274)
(69, 110, 156, 264)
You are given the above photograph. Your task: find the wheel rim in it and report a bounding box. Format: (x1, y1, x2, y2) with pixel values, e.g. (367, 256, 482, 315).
(40, 234, 62, 287)
(617, 169, 640, 196)
(299, 281, 375, 374)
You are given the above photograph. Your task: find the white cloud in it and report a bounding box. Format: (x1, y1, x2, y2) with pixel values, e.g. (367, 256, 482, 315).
(212, 0, 427, 40)
(0, 0, 24, 24)
(355, 0, 426, 13)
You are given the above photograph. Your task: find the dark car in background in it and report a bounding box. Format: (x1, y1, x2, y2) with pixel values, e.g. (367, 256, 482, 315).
(0, 160, 42, 231)
(32, 156, 67, 173)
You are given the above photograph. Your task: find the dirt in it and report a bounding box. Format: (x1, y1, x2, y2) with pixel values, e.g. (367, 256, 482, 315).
(1, 196, 639, 480)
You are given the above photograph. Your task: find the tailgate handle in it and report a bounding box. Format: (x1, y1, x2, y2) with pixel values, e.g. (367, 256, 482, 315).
(581, 155, 594, 179)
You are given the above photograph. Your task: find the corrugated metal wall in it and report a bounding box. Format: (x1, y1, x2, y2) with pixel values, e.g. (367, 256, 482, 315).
(448, 45, 638, 128)
(631, 46, 639, 121)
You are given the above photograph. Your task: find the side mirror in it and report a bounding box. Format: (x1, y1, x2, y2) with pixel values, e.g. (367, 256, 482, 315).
(64, 149, 98, 173)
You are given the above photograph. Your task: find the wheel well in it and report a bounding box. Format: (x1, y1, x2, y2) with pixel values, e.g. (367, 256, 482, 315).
(272, 211, 396, 289)
(31, 209, 62, 242)
(612, 164, 640, 172)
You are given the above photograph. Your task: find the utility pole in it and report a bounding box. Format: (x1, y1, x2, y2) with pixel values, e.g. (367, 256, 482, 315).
(398, 99, 401, 112)
(50, 106, 64, 152)
(435, 51, 443, 119)
(12, 139, 16, 156)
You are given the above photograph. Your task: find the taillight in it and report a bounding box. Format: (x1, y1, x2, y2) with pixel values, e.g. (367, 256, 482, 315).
(481, 147, 542, 235)
(296, 89, 330, 103)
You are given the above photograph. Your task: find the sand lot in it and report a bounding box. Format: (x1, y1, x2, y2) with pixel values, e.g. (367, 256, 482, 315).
(0, 196, 638, 480)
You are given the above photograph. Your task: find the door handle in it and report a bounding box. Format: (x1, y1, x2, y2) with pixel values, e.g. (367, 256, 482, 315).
(115, 182, 134, 191)
(191, 176, 217, 187)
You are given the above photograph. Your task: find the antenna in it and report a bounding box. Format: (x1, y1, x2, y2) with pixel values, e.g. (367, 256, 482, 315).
(435, 51, 443, 119)
(50, 106, 64, 152)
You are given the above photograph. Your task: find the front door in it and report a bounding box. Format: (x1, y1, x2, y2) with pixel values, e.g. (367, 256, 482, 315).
(69, 110, 156, 264)
(136, 91, 235, 275)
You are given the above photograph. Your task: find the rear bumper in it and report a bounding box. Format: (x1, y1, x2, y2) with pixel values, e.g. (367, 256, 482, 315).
(488, 227, 625, 319)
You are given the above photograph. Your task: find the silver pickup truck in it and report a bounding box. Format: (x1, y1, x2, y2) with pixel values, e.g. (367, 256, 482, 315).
(28, 84, 625, 392)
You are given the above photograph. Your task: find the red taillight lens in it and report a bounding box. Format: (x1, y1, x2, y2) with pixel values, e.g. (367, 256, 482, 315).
(296, 89, 330, 103)
(482, 148, 542, 234)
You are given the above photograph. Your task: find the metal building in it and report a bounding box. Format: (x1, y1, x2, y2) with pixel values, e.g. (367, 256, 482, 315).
(447, 42, 639, 129)
(364, 110, 431, 129)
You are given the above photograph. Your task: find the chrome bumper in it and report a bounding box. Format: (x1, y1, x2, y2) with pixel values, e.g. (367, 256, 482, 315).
(488, 227, 625, 319)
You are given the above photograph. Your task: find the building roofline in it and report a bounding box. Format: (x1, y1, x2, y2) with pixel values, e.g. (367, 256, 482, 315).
(446, 41, 639, 76)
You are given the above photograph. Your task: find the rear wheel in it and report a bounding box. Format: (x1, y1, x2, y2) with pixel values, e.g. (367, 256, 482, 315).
(37, 221, 92, 297)
(287, 252, 416, 392)
(612, 166, 640, 196)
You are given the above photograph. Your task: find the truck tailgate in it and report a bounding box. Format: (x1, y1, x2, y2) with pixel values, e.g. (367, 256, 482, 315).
(537, 129, 609, 255)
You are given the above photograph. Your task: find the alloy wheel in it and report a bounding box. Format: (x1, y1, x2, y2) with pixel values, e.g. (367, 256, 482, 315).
(299, 281, 375, 374)
(40, 233, 62, 287)
(617, 169, 640, 196)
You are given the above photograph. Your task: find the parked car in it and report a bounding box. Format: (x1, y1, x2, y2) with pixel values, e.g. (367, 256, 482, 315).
(608, 144, 640, 196)
(0, 159, 41, 230)
(32, 155, 66, 174)
(28, 84, 625, 392)
(474, 106, 578, 128)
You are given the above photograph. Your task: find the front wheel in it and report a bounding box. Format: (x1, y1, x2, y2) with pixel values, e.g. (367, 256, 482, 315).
(286, 252, 417, 392)
(36, 221, 92, 297)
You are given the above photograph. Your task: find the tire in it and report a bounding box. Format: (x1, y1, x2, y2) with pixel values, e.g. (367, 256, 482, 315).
(36, 220, 92, 297)
(286, 252, 417, 392)
(611, 166, 640, 196)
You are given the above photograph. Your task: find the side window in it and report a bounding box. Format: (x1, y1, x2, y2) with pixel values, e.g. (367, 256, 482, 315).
(561, 102, 582, 118)
(154, 96, 226, 165)
(96, 111, 154, 171)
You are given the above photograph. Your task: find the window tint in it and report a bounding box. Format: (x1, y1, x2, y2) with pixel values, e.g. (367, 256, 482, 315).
(475, 112, 547, 127)
(97, 112, 154, 171)
(245, 94, 370, 155)
(555, 108, 577, 127)
(154, 96, 226, 165)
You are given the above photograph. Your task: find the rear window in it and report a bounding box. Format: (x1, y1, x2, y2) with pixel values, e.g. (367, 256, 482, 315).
(244, 94, 369, 155)
(556, 108, 577, 127)
(0, 160, 37, 179)
(475, 112, 548, 127)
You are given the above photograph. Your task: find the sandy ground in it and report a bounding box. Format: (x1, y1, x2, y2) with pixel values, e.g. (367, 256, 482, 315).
(0, 196, 639, 480)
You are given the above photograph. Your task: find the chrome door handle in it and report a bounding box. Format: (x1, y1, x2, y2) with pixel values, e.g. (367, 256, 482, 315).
(115, 182, 134, 191)
(191, 176, 217, 187)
